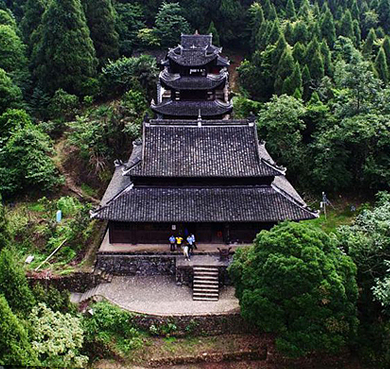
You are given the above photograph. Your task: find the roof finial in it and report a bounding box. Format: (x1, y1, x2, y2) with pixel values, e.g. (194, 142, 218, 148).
(197, 109, 202, 126)
(195, 30, 199, 35)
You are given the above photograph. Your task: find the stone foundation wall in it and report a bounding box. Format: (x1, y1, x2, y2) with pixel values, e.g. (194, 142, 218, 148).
(96, 254, 176, 276)
(132, 313, 255, 336)
(28, 272, 100, 293)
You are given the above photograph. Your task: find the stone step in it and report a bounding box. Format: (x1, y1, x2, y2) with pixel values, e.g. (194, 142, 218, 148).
(192, 296, 218, 301)
(194, 266, 219, 271)
(194, 270, 219, 276)
(193, 288, 219, 294)
(194, 282, 219, 288)
(193, 275, 218, 280)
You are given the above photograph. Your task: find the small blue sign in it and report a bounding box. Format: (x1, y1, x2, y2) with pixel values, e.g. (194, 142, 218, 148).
(56, 210, 62, 223)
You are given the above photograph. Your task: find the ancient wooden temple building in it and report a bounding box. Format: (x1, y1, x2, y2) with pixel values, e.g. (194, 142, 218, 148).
(92, 33, 317, 246)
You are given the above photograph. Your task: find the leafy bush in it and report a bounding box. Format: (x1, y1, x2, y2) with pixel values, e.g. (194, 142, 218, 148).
(29, 303, 88, 367)
(49, 89, 79, 120)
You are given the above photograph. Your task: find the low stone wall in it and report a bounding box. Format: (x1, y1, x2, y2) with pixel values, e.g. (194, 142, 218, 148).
(96, 254, 176, 276)
(28, 272, 100, 293)
(132, 312, 255, 336)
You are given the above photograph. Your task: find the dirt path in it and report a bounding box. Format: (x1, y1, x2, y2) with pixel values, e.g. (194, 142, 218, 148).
(53, 139, 100, 205)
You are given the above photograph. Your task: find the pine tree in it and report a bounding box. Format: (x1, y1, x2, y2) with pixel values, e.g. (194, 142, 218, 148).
(207, 21, 220, 46)
(272, 34, 288, 65)
(0, 248, 36, 314)
(351, 0, 360, 20)
(84, 0, 119, 67)
(268, 3, 278, 20)
(309, 49, 325, 83)
(375, 47, 389, 83)
(0, 295, 39, 366)
(292, 41, 306, 64)
(31, 0, 97, 95)
(305, 36, 320, 64)
(321, 40, 333, 76)
(283, 62, 303, 95)
(284, 22, 294, 45)
(293, 21, 309, 44)
(267, 20, 282, 45)
(256, 20, 270, 50)
(298, 0, 311, 19)
(274, 47, 295, 94)
(20, 0, 47, 50)
(362, 28, 376, 57)
(353, 19, 361, 46)
(339, 10, 354, 40)
(286, 0, 296, 19)
(302, 64, 312, 100)
(155, 2, 190, 47)
(377, 0, 390, 33)
(262, 0, 273, 19)
(382, 36, 390, 67)
(249, 2, 264, 51)
(320, 6, 336, 47)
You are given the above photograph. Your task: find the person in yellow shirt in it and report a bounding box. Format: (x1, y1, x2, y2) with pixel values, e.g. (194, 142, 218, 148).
(175, 236, 183, 250)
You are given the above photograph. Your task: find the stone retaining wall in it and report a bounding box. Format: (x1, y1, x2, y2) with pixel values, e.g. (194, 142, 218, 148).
(132, 312, 255, 336)
(28, 272, 100, 293)
(96, 254, 176, 276)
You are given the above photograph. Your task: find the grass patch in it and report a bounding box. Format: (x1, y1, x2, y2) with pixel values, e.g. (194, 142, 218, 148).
(80, 183, 98, 198)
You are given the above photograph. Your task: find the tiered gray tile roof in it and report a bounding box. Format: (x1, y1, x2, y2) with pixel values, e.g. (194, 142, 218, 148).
(93, 186, 316, 222)
(151, 100, 232, 117)
(129, 124, 283, 178)
(160, 70, 227, 90)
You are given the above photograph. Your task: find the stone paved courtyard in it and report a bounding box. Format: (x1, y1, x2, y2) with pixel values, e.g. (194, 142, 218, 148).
(86, 275, 240, 316)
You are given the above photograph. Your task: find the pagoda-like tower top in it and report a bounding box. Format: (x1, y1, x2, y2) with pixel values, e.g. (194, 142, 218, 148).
(162, 33, 229, 68)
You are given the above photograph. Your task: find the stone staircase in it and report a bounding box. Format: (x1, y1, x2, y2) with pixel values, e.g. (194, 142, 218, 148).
(93, 268, 113, 283)
(193, 266, 219, 301)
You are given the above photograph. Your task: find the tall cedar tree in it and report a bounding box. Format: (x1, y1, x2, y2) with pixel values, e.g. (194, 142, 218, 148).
(292, 41, 305, 64)
(283, 62, 303, 96)
(84, 0, 119, 67)
(320, 6, 336, 47)
(293, 21, 309, 44)
(249, 2, 264, 52)
(321, 40, 333, 76)
(353, 19, 361, 46)
(284, 22, 294, 45)
(382, 36, 390, 68)
(351, 0, 360, 19)
(207, 21, 220, 46)
(301, 64, 311, 100)
(377, 0, 390, 33)
(285, 0, 296, 19)
(274, 47, 294, 95)
(0, 295, 39, 366)
(154, 2, 190, 48)
(375, 47, 389, 83)
(267, 20, 282, 45)
(298, 0, 311, 18)
(20, 0, 47, 51)
(0, 248, 36, 314)
(0, 9, 17, 28)
(32, 0, 97, 95)
(362, 28, 376, 57)
(339, 9, 354, 40)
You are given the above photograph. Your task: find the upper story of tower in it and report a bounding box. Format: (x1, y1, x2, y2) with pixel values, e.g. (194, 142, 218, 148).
(151, 33, 232, 120)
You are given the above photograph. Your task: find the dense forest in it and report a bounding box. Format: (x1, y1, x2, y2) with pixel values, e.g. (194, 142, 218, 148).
(1, 0, 390, 367)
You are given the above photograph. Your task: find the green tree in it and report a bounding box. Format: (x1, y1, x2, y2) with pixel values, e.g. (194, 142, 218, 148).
(229, 222, 358, 357)
(353, 19, 361, 46)
(154, 2, 190, 48)
(84, 0, 119, 67)
(0, 9, 17, 28)
(0, 248, 35, 314)
(274, 47, 294, 94)
(29, 303, 87, 367)
(375, 47, 389, 83)
(20, 0, 47, 51)
(293, 21, 309, 44)
(249, 2, 264, 51)
(0, 123, 62, 196)
(0, 108, 30, 139)
(302, 64, 312, 100)
(0, 68, 22, 114)
(362, 28, 376, 57)
(377, 0, 390, 33)
(0, 195, 9, 250)
(339, 9, 354, 40)
(0, 24, 28, 85)
(266, 19, 282, 45)
(283, 62, 303, 96)
(285, 0, 296, 19)
(320, 6, 336, 47)
(0, 295, 39, 366)
(321, 40, 333, 76)
(298, 0, 311, 18)
(382, 36, 390, 69)
(292, 41, 306, 64)
(257, 94, 307, 175)
(32, 0, 97, 95)
(207, 21, 220, 46)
